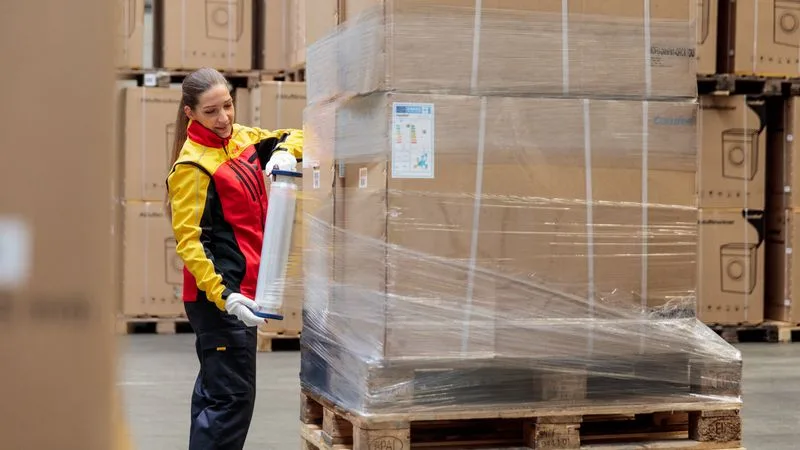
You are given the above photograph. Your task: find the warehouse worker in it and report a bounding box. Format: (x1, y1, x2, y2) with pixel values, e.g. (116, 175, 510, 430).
(165, 67, 302, 450)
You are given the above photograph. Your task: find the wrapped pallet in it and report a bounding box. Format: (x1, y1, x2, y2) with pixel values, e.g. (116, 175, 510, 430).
(299, 0, 742, 421)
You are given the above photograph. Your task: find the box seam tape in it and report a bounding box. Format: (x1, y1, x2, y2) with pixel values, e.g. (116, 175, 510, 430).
(640, 100, 649, 354)
(470, 0, 483, 93)
(641, 100, 649, 309)
(461, 96, 488, 356)
(583, 98, 595, 354)
(561, 0, 569, 94)
(643, 0, 652, 97)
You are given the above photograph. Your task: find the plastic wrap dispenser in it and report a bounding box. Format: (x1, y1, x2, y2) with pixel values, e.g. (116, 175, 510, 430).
(253, 166, 303, 320)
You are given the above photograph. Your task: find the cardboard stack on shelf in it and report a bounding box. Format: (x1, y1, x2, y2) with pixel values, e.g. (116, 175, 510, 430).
(696, 96, 767, 325)
(693, 0, 800, 327)
(299, 2, 743, 446)
(766, 98, 800, 325)
(115, 86, 185, 318)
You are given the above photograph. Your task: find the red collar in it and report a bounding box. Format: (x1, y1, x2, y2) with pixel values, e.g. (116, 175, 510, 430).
(187, 120, 230, 149)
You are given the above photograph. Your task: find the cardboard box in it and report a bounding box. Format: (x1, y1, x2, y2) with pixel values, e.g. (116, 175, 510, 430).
(767, 97, 800, 209)
(765, 209, 800, 323)
(695, 0, 718, 74)
(309, 93, 698, 359)
(698, 209, 766, 325)
(156, 0, 253, 71)
(305, 0, 339, 57)
(728, 0, 800, 77)
(116, 0, 145, 68)
(121, 202, 184, 317)
(252, 81, 307, 129)
(122, 87, 182, 201)
(2, 0, 116, 447)
(263, 0, 291, 72)
(699, 95, 767, 209)
(288, 0, 307, 68)
(307, 0, 696, 103)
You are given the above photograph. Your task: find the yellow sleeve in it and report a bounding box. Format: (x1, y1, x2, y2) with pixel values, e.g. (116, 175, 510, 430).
(244, 126, 304, 164)
(167, 163, 231, 310)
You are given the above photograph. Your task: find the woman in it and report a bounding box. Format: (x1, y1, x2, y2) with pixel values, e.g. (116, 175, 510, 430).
(166, 67, 302, 450)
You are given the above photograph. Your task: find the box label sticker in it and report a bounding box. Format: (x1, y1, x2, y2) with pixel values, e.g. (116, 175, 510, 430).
(0, 217, 32, 289)
(313, 169, 320, 189)
(391, 102, 435, 179)
(359, 168, 368, 188)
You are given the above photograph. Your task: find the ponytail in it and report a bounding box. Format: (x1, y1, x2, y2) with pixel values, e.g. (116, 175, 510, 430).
(165, 98, 189, 220)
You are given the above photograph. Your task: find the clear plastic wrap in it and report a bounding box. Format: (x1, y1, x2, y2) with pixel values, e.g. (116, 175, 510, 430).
(298, 93, 743, 415)
(306, 1, 697, 104)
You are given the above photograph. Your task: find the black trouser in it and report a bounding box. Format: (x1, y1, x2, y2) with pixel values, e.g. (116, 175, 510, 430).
(185, 300, 257, 450)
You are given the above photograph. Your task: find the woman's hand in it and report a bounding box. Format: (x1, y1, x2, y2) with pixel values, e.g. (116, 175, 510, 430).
(264, 150, 297, 176)
(224, 293, 266, 327)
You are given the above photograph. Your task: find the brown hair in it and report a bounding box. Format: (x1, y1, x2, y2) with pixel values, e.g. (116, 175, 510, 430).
(165, 68, 230, 216)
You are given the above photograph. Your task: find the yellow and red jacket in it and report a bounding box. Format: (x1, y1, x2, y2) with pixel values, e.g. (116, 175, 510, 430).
(167, 120, 303, 311)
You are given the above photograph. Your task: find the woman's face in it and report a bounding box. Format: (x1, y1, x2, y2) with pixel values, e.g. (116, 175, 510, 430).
(185, 84, 235, 138)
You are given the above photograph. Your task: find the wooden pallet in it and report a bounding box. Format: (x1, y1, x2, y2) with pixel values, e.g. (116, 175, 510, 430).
(709, 321, 800, 344)
(115, 69, 261, 88)
(257, 329, 301, 352)
(697, 73, 800, 97)
(299, 389, 743, 450)
(116, 316, 193, 335)
(264, 66, 306, 83)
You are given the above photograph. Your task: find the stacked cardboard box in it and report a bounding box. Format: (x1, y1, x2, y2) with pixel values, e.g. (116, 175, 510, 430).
(2, 0, 117, 447)
(117, 87, 185, 317)
(694, 0, 718, 75)
(766, 98, 800, 324)
(696, 0, 800, 77)
(301, 0, 742, 415)
(116, 0, 145, 69)
(154, 0, 254, 71)
(723, 0, 800, 77)
(697, 96, 767, 325)
(260, 0, 310, 72)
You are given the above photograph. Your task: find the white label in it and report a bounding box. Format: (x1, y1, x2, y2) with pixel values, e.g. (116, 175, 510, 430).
(391, 102, 435, 179)
(143, 73, 157, 87)
(312, 169, 320, 190)
(786, 185, 792, 193)
(0, 217, 32, 289)
(788, 247, 794, 255)
(788, 134, 795, 143)
(338, 161, 345, 178)
(359, 167, 368, 188)
(786, 299, 792, 307)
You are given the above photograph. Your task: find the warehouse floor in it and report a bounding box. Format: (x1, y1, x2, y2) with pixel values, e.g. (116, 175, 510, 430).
(120, 335, 799, 450)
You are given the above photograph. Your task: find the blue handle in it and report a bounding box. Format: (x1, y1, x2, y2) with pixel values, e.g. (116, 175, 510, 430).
(271, 169, 303, 178)
(253, 310, 285, 320)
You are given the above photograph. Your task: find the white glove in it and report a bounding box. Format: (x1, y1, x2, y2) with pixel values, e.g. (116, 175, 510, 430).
(265, 150, 297, 176)
(224, 293, 265, 327)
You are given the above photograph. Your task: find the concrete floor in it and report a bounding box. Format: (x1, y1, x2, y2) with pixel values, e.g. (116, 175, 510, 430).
(120, 335, 800, 450)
